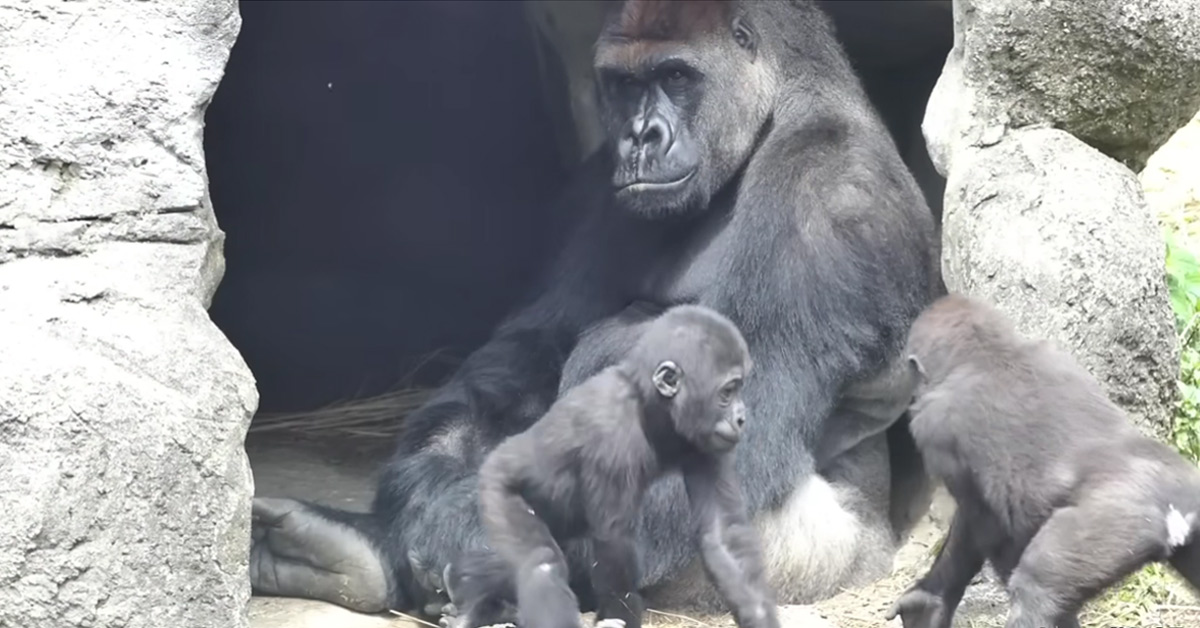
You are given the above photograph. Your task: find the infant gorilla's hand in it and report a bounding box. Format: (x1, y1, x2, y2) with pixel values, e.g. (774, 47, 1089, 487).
(885, 587, 950, 628)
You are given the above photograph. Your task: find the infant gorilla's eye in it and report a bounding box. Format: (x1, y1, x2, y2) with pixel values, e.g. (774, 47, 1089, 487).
(718, 379, 742, 405)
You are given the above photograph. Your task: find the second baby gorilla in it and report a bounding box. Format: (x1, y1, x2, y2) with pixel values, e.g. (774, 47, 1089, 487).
(889, 294, 1200, 628)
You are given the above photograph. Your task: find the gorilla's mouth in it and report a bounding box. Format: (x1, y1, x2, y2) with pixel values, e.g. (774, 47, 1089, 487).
(707, 431, 738, 454)
(617, 169, 697, 195)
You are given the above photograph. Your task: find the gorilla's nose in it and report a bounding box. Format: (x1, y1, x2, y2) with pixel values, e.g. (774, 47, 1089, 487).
(630, 113, 673, 158)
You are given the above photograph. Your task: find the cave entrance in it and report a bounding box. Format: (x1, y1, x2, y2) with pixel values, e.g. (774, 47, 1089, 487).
(200, 1, 952, 624)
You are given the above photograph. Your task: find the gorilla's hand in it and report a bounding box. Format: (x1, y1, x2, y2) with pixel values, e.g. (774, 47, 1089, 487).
(885, 587, 950, 628)
(250, 497, 392, 613)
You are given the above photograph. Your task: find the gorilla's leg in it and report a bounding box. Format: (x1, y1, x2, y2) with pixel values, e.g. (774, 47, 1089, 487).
(441, 550, 519, 628)
(1170, 539, 1200, 591)
(250, 497, 394, 613)
(644, 431, 897, 609)
(1005, 503, 1164, 628)
(251, 448, 485, 616)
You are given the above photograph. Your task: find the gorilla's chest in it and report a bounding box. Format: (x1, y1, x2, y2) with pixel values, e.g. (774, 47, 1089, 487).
(637, 207, 739, 307)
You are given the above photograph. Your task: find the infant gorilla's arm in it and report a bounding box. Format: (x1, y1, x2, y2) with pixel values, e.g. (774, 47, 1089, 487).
(683, 455, 780, 628)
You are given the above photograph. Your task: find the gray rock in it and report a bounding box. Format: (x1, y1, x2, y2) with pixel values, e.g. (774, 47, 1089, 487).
(941, 127, 1178, 437)
(925, 0, 1200, 173)
(0, 1, 256, 627)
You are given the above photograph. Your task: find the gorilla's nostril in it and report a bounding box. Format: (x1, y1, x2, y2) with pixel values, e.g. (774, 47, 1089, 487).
(642, 126, 663, 146)
(736, 416, 745, 427)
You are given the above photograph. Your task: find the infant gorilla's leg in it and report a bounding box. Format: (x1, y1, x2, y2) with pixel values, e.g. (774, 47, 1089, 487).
(1005, 501, 1166, 628)
(1170, 540, 1200, 590)
(517, 546, 584, 628)
(442, 551, 518, 628)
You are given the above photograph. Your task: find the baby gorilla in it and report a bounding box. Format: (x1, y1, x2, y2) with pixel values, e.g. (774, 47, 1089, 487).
(887, 294, 1200, 628)
(441, 304, 780, 628)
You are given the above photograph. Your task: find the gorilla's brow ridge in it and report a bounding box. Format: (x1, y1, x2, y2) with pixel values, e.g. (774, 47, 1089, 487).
(613, 0, 732, 41)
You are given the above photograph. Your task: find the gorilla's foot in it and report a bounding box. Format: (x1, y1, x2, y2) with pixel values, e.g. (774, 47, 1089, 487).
(251, 497, 391, 614)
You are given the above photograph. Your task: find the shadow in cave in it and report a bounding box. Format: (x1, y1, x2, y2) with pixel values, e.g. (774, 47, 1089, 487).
(200, 2, 952, 621)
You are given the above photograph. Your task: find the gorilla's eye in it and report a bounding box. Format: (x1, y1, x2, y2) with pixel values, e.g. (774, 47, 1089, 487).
(718, 378, 742, 405)
(732, 17, 755, 52)
(608, 73, 638, 95)
(665, 69, 687, 86)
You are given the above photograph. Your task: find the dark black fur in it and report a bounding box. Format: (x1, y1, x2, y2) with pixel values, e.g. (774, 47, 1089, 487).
(888, 294, 1200, 628)
(441, 305, 777, 628)
(249, 0, 940, 614)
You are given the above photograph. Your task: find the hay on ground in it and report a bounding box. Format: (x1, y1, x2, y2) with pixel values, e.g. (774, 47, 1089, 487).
(249, 349, 457, 439)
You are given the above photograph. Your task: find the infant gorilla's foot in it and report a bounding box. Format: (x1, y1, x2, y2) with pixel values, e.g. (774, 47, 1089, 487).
(438, 605, 516, 628)
(250, 497, 390, 613)
(885, 587, 950, 628)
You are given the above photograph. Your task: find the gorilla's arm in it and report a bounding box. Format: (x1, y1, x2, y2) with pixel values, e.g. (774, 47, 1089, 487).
(636, 139, 937, 586)
(371, 193, 663, 602)
(249, 157, 656, 613)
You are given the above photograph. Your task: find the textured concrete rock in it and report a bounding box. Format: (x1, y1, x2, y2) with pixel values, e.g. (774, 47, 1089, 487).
(940, 128, 1177, 436)
(0, 1, 255, 628)
(925, 0, 1200, 173)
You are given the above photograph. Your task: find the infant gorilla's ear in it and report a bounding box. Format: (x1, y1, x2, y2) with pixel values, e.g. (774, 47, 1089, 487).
(653, 360, 682, 398)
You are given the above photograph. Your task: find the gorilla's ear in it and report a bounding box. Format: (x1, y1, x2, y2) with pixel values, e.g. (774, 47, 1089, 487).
(906, 355, 928, 383)
(652, 360, 682, 398)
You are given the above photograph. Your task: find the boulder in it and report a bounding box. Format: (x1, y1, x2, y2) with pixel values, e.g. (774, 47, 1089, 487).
(924, 0, 1187, 439)
(925, 0, 1200, 173)
(940, 128, 1178, 437)
(0, 2, 256, 628)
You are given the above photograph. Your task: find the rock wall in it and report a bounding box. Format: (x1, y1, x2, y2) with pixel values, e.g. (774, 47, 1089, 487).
(0, 2, 256, 628)
(924, 0, 1200, 438)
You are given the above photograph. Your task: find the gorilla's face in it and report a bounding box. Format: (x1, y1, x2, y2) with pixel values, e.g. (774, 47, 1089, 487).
(593, 7, 775, 219)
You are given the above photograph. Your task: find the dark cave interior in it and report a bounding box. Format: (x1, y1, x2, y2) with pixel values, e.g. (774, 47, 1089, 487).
(202, 0, 954, 417)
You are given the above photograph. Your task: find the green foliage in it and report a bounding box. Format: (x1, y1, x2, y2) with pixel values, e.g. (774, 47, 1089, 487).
(1173, 345, 1200, 462)
(1165, 228, 1200, 331)
(1165, 228, 1200, 463)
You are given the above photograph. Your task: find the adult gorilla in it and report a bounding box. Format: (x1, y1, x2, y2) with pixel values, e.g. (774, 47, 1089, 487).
(250, 0, 941, 616)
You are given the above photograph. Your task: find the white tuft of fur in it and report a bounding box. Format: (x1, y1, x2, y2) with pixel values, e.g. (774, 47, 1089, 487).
(754, 474, 872, 601)
(1166, 504, 1196, 548)
(537, 562, 553, 573)
(646, 472, 894, 610)
(594, 619, 626, 628)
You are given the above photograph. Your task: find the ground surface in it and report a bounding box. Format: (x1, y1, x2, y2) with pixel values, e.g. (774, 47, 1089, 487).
(244, 432, 937, 628)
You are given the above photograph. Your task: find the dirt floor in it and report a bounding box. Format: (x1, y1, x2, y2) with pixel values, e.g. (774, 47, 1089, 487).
(244, 432, 952, 628)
